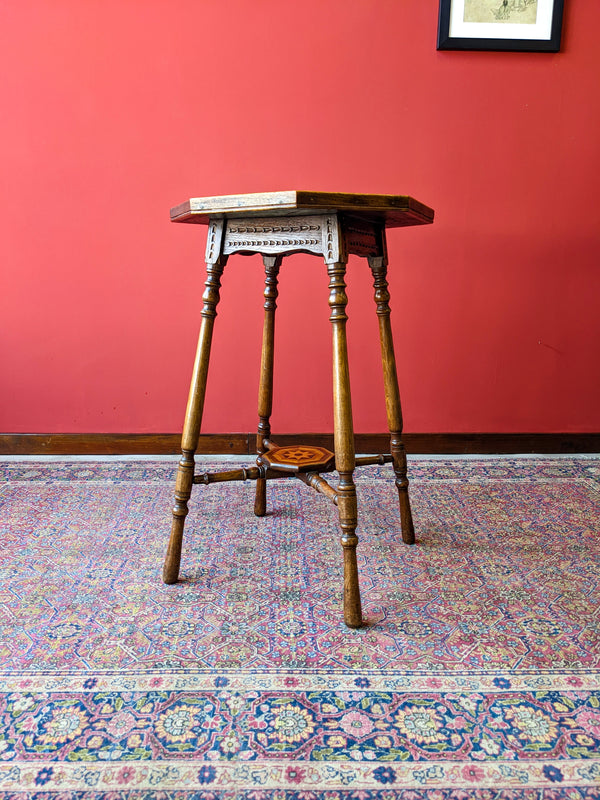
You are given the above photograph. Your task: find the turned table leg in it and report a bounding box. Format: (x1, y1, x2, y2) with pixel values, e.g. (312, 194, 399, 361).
(163, 227, 228, 584)
(368, 255, 415, 545)
(254, 255, 281, 517)
(328, 259, 362, 628)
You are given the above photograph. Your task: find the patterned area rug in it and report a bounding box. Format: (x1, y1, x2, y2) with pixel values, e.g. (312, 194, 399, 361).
(0, 456, 599, 799)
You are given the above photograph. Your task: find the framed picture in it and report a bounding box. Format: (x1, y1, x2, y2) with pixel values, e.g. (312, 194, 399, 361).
(437, 0, 564, 52)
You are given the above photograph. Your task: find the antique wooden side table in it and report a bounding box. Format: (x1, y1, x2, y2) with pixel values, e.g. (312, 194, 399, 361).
(163, 191, 434, 628)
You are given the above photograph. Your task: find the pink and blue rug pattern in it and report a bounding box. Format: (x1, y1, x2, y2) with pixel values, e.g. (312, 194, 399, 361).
(0, 457, 599, 798)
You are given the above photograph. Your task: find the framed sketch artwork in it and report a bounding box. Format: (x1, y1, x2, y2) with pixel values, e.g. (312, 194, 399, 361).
(437, 0, 564, 51)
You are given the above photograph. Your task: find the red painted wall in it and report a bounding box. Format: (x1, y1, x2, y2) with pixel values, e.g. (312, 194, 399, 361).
(2, 1, 599, 435)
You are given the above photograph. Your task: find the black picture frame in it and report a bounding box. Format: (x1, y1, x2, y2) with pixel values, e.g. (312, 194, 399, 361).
(437, 0, 564, 52)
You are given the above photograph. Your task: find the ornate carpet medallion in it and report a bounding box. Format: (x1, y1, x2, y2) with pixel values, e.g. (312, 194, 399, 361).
(0, 457, 599, 798)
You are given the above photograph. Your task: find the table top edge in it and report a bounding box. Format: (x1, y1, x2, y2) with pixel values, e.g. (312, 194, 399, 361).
(170, 191, 434, 226)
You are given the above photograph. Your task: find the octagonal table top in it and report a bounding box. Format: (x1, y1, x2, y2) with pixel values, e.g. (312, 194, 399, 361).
(170, 191, 434, 229)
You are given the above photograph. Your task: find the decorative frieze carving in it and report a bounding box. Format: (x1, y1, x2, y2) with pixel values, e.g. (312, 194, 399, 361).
(229, 224, 320, 234)
(324, 216, 337, 264)
(223, 216, 326, 256)
(205, 219, 225, 264)
(217, 213, 381, 262)
(343, 218, 382, 258)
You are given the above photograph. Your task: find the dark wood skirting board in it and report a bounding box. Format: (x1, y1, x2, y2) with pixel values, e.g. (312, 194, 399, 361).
(1, 433, 599, 456)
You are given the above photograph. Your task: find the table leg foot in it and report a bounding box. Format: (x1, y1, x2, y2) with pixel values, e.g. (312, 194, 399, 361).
(342, 531, 363, 628)
(392, 437, 416, 545)
(163, 451, 195, 583)
(254, 476, 267, 517)
(163, 521, 184, 584)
